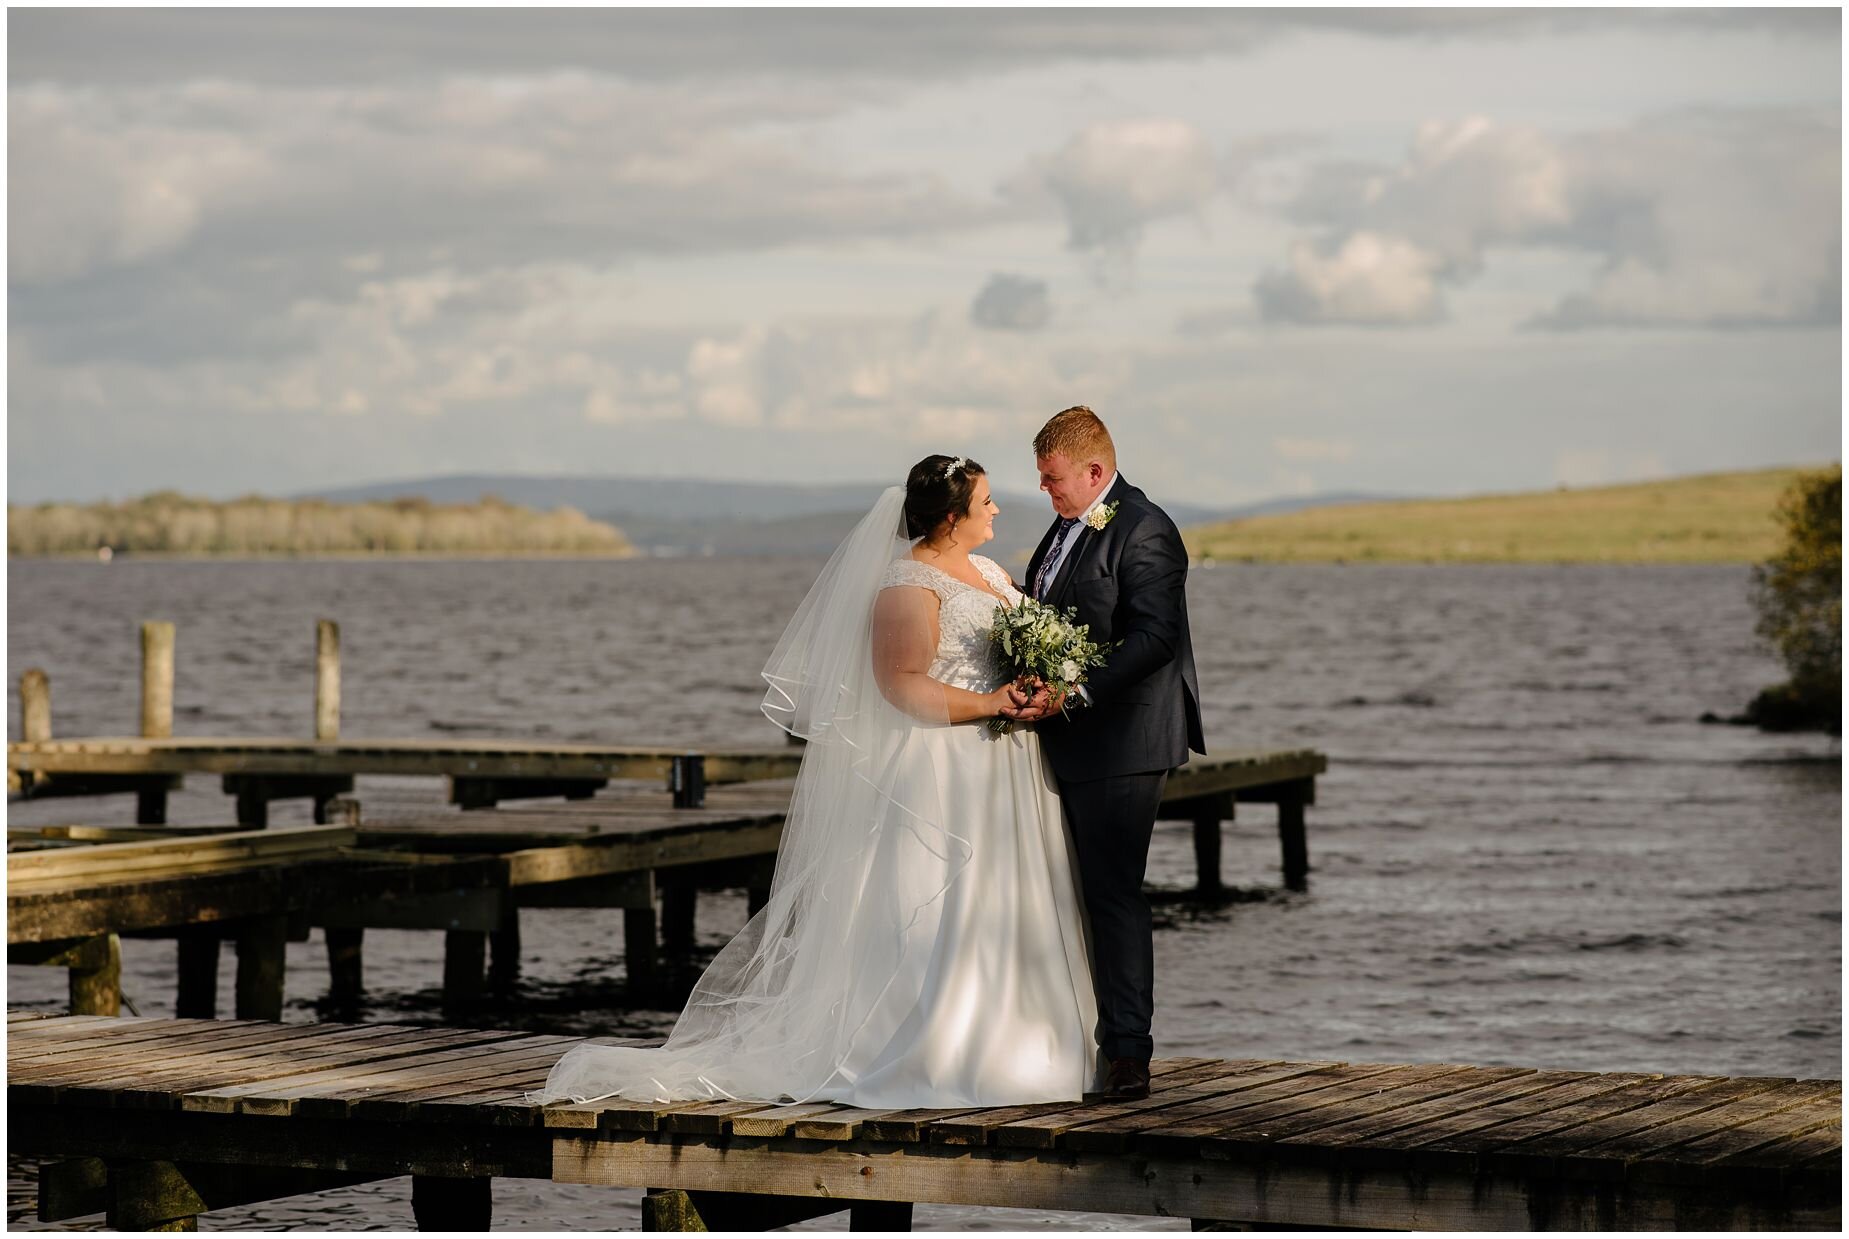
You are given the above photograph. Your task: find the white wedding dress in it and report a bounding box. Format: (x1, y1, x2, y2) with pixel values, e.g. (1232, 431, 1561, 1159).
(533, 499, 1103, 1110)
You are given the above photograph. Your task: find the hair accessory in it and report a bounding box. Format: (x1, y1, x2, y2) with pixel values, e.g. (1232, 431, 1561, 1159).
(942, 456, 967, 479)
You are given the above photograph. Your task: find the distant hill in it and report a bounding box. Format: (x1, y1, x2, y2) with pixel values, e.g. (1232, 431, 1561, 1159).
(1185, 467, 1821, 564)
(294, 473, 1400, 562)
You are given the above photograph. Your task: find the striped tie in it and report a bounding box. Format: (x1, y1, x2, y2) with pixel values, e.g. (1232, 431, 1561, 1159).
(1033, 517, 1082, 599)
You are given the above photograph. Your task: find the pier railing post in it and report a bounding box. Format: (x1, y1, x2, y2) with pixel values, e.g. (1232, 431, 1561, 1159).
(105, 1160, 205, 1232)
(21, 667, 52, 742)
(315, 619, 340, 741)
(138, 621, 175, 824)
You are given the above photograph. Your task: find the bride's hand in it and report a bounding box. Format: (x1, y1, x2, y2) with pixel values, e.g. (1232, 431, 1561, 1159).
(990, 681, 1032, 718)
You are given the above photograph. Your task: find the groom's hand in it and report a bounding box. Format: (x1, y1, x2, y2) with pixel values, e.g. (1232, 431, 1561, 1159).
(1009, 680, 1066, 722)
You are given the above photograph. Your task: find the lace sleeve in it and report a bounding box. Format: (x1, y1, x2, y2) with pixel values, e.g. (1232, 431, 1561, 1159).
(879, 558, 950, 600)
(971, 555, 1021, 600)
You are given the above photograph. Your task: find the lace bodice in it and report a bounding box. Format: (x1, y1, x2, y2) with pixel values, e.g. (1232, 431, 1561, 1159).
(878, 554, 1023, 693)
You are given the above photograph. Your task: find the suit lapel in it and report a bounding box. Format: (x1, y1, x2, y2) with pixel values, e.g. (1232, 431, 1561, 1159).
(1049, 475, 1130, 608)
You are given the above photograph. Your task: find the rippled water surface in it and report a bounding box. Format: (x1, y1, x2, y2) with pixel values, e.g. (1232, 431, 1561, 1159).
(8, 557, 1840, 1230)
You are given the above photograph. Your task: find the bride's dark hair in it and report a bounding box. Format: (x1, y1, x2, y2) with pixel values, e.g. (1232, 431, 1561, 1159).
(904, 454, 986, 540)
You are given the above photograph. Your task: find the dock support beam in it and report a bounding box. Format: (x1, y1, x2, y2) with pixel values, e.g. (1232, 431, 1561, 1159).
(642, 1188, 900, 1231)
(234, 916, 287, 1020)
(69, 934, 123, 1017)
(106, 1160, 202, 1232)
(443, 930, 487, 1015)
(175, 931, 220, 1019)
(625, 906, 659, 993)
(325, 927, 365, 1005)
(1275, 779, 1312, 891)
(411, 1174, 492, 1231)
(489, 907, 521, 989)
(660, 880, 696, 951)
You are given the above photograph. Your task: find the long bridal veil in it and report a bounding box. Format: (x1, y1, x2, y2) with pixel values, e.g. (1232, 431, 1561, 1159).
(533, 486, 967, 1105)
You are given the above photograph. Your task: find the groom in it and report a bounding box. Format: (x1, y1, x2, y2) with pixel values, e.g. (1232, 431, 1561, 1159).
(1010, 406, 1206, 1101)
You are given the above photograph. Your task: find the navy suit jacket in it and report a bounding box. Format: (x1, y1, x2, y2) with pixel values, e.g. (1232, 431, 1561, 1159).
(1024, 474, 1206, 783)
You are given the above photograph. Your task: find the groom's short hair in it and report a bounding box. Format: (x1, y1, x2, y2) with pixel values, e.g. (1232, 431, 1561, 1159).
(1034, 406, 1116, 468)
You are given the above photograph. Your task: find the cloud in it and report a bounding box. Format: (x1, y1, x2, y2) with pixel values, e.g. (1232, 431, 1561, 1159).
(1257, 108, 1840, 329)
(1014, 119, 1217, 276)
(969, 273, 1051, 331)
(11, 10, 1831, 87)
(1255, 232, 1447, 326)
(8, 74, 997, 287)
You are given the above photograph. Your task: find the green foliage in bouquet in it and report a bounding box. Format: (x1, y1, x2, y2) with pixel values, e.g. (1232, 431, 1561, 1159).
(988, 595, 1110, 703)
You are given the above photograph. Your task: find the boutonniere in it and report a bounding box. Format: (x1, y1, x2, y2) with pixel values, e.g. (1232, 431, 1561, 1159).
(1084, 501, 1119, 532)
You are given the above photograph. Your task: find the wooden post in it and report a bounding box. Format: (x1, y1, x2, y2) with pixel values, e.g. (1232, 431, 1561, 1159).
(1278, 779, 1312, 892)
(488, 906, 521, 989)
(747, 886, 771, 916)
(138, 621, 175, 824)
(20, 667, 51, 741)
(1192, 811, 1224, 895)
(851, 1201, 914, 1231)
(106, 1161, 205, 1232)
(234, 916, 288, 1021)
(642, 1188, 702, 1231)
(175, 932, 220, 1019)
(411, 1175, 492, 1231)
(443, 930, 487, 1015)
(139, 621, 174, 738)
(234, 780, 270, 828)
(68, 934, 122, 1017)
(625, 904, 660, 993)
(661, 880, 696, 951)
(315, 619, 340, 741)
(325, 927, 364, 1004)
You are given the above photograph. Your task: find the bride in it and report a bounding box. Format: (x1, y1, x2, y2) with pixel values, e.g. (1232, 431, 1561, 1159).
(532, 454, 1104, 1108)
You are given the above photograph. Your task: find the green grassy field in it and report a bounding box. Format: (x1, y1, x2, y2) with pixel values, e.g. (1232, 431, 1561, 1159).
(1185, 466, 1828, 564)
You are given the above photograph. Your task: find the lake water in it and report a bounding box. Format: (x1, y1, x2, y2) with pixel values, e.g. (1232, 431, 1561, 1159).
(7, 556, 1841, 1230)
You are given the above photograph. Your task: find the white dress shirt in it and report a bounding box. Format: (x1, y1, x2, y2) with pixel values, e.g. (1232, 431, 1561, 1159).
(1038, 471, 1118, 596)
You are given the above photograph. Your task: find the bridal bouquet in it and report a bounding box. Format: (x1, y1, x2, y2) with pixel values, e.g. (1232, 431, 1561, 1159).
(987, 596, 1108, 733)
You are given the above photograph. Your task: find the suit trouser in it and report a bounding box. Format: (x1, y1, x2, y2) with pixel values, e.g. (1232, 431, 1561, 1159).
(1058, 768, 1168, 1062)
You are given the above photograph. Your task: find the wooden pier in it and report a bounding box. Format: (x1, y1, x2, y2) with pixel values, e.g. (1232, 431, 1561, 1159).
(9, 747, 1327, 1020)
(9, 1013, 1838, 1231)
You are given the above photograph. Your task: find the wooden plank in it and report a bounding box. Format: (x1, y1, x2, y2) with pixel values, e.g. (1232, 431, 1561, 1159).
(505, 824, 785, 886)
(340, 1036, 586, 1121)
(178, 1028, 534, 1114)
(1194, 1066, 1529, 1155)
(1280, 1068, 1597, 1155)
(1554, 1081, 1841, 1177)
(552, 1126, 1831, 1231)
(1380, 1073, 1716, 1176)
(34, 1024, 440, 1108)
(939, 1059, 1290, 1149)
(727, 1101, 856, 1138)
(11, 1020, 315, 1079)
(1479, 1077, 1796, 1177)
(1637, 1098, 1841, 1181)
(7, 825, 355, 883)
(9, 737, 802, 782)
(1060, 1062, 1406, 1154)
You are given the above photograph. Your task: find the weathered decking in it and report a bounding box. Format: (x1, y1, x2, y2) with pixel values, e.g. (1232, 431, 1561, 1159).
(8, 1013, 1838, 1231)
(7, 736, 801, 822)
(9, 748, 1327, 1022)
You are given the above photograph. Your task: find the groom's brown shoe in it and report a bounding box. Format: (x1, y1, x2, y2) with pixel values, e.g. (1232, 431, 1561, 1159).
(1102, 1057, 1151, 1101)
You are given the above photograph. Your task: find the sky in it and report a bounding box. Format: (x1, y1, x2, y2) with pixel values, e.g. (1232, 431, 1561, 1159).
(7, 7, 1842, 508)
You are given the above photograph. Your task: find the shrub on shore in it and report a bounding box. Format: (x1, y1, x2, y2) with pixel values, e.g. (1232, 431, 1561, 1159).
(1745, 464, 1840, 735)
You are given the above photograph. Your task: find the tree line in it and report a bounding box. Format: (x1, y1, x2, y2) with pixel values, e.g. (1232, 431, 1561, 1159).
(8, 491, 635, 557)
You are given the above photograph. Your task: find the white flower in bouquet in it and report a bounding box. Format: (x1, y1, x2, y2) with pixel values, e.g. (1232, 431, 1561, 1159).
(986, 596, 1110, 733)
